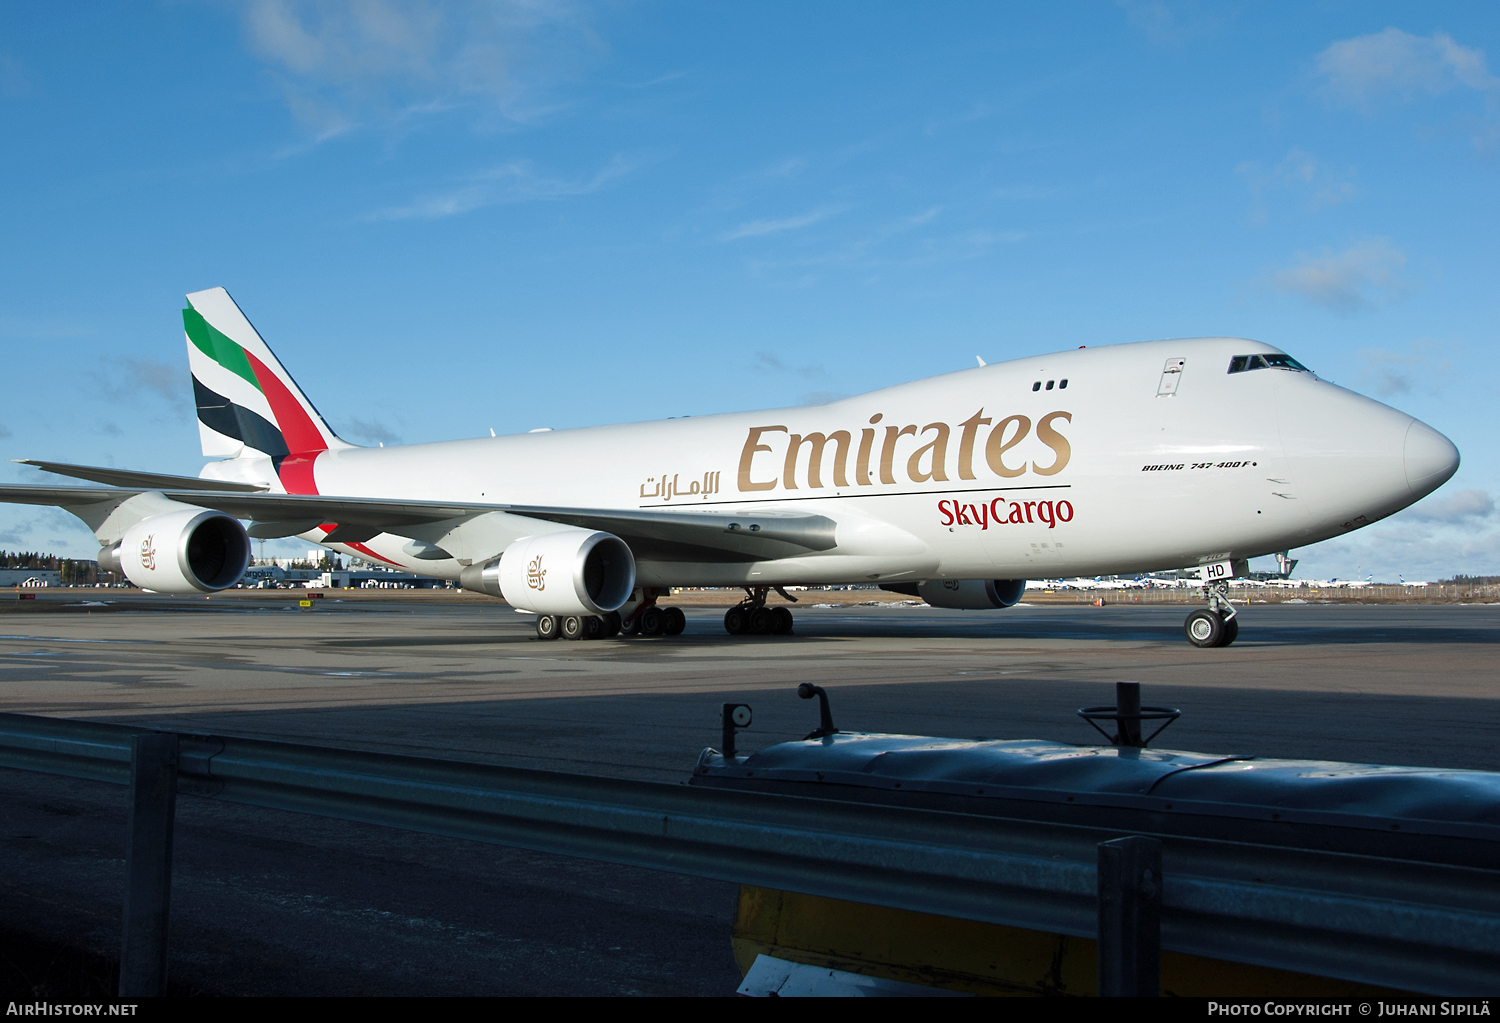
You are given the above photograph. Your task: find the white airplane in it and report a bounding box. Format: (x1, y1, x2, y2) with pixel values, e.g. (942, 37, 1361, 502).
(1, 288, 1459, 647)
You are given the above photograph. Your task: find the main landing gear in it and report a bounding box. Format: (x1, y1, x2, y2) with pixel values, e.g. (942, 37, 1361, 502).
(723, 586, 795, 637)
(1184, 581, 1239, 648)
(536, 610, 622, 641)
(619, 602, 686, 638)
(534, 588, 687, 641)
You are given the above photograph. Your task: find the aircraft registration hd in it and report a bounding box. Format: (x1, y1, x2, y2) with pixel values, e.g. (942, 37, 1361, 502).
(0, 288, 1460, 647)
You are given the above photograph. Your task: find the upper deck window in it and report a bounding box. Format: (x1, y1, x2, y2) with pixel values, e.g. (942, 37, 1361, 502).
(1228, 353, 1311, 374)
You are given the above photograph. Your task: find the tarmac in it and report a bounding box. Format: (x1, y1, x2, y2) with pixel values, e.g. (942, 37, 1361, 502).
(2, 592, 1497, 995)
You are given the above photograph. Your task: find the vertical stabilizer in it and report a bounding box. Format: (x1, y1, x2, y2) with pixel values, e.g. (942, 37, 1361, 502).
(185, 287, 353, 494)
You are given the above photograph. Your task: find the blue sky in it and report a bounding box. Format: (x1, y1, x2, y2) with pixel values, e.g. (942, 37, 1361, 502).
(0, 1, 1496, 580)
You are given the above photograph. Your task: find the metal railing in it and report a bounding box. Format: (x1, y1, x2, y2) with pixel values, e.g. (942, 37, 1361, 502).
(1, 711, 1497, 997)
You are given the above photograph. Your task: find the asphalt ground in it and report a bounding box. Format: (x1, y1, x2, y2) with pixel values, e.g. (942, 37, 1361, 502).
(2, 594, 1498, 996)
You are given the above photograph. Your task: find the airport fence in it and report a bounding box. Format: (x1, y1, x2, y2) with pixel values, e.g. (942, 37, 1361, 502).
(1027, 583, 1500, 604)
(0, 711, 1496, 997)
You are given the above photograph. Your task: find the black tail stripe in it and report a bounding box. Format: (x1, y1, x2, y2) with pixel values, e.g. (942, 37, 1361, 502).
(192, 376, 290, 460)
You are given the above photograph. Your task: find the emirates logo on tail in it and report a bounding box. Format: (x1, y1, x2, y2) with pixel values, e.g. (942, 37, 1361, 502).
(527, 555, 546, 591)
(140, 535, 156, 571)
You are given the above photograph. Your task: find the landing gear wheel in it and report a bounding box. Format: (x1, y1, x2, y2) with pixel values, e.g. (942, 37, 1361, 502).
(638, 606, 665, 636)
(663, 606, 686, 636)
(618, 613, 640, 636)
(1219, 615, 1239, 647)
(601, 611, 622, 638)
(562, 615, 587, 641)
(1184, 609, 1225, 648)
(771, 607, 794, 635)
(724, 607, 748, 635)
(748, 606, 774, 635)
(536, 615, 560, 640)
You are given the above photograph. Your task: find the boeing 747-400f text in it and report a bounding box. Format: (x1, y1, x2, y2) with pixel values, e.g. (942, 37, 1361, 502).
(1, 288, 1460, 646)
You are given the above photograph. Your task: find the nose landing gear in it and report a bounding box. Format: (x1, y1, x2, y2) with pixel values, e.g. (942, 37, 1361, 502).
(724, 586, 795, 636)
(1184, 581, 1239, 648)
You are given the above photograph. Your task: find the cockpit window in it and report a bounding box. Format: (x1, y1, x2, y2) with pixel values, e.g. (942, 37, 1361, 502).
(1228, 353, 1310, 374)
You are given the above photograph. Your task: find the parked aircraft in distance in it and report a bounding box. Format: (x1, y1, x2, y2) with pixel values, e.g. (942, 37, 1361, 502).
(1, 288, 1459, 646)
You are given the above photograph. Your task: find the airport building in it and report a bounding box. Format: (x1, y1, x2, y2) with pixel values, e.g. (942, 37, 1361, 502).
(1, 568, 62, 587)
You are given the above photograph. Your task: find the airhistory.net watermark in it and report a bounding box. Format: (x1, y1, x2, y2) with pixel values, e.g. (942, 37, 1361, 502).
(6, 1006, 138, 1017)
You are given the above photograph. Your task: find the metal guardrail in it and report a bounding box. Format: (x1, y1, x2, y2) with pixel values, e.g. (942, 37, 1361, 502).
(1, 711, 1498, 996)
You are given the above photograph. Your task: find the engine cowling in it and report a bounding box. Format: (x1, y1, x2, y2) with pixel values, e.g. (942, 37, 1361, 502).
(916, 578, 1027, 609)
(114, 508, 252, 593)
(462, 529, 635, 615)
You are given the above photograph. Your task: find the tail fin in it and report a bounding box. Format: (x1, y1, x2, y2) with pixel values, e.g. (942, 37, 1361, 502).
(184, 287, 353, 494)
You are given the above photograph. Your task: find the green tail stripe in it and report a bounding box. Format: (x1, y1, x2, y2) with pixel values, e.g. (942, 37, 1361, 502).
(183, 307, 261, 392)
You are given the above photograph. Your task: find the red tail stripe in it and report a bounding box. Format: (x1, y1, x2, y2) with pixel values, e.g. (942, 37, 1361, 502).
(277, 453, 320, 497)
(243, 350, 326, 495)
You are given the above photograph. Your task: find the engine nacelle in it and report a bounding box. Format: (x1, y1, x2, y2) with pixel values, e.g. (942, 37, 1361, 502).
(916, 578, 1026, 610)
(116, 509, 251, 593)
(464, 529, 635, 615)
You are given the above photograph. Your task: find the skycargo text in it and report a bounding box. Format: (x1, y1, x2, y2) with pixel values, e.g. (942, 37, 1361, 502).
(939, 497, 1074, 529)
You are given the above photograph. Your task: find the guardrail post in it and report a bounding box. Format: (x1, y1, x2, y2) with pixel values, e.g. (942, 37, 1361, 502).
(1097, 835, 1161, 997)
(119, 732, 179, 998)
(1115, 681, 1143, 746)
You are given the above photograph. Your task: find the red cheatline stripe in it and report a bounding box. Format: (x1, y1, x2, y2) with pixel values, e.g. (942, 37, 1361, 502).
(317, 525, 402, 567)
(347, 541, 401, 566)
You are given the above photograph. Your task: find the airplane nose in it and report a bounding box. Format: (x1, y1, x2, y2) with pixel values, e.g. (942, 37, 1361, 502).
(1404, 420, 1460, 498)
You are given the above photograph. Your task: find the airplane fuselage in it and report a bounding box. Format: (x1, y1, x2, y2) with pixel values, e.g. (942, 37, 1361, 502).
(204, 337, 1456, 587)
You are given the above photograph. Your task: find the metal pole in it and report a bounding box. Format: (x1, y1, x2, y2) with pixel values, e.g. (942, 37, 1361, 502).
(1115, 681, 1142, 746)
(1097, 835, 1161, 997)
(119, 732, 179, 998)
(721, 704, 738, 760)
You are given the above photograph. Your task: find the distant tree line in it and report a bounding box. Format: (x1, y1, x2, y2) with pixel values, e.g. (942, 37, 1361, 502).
(0, 550, 120, 586)
(1440, 575, 1500, 586)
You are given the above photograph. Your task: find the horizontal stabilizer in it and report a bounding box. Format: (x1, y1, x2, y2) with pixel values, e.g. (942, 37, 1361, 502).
(14, 460, 268, 493)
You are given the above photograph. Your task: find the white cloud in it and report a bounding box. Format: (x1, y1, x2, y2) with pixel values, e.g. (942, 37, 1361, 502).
(1316, 28, 1499, 109)
(1236, 148, 1357, 223)
(87, 357, 191, 412)
(343, 417, 401, 445)
(721, 206, 844, 242)
(366, 153, 641, 220)
(239, 0, 591, 136)
(1400, 488, 1495, 524)
(1355, 340, 1456, 397)
(754, 351, 825, 381)
(1296, 517, 1500, 582)
(798, 390, 846, 406)
(1117, 0, 1228, 47)
(0, 52, 30, 97)
(1268, 236, 1411, 313)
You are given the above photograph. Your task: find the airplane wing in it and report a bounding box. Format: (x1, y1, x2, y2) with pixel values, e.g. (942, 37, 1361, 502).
(506, 506, 838, 562)
(11, 459, 269, 492)
(0, 485, 133, 508)
(0, 484, 839, 560)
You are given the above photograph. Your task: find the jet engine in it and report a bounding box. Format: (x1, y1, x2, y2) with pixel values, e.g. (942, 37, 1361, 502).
(461, 529, 635, 616)
(884, 578, 1027, 609)
(105, 508, 252, 593)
